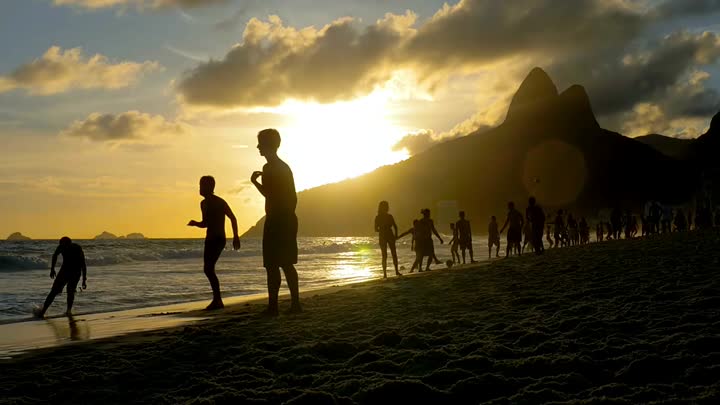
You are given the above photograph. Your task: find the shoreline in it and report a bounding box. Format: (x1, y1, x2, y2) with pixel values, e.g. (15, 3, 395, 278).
(2, 232, 719, 403)
(0, 263, 486, 359)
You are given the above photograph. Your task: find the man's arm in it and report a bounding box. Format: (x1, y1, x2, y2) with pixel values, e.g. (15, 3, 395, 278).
(397, 228, 413, 239)
(431, 221, 444, 244)
(500, 216, 510, 234)
(374, 216, 380, 233)
(50, 246, 61, 279)
(188, 201, 208, 228)
(225, 201, 241, 250)
(251, 171, 266, 196)
(80, 247, 87, 289)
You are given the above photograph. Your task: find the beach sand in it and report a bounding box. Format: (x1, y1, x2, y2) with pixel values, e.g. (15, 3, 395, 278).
(2, 231, 720, 404)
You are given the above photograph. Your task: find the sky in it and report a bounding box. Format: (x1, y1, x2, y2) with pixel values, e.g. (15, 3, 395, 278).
(2, 0, 720, 239)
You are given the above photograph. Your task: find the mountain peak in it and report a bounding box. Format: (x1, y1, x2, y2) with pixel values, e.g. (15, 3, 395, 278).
(557, 84, 599, 129)
(505, 67, 559, 121)
(710, 111, 720, 134)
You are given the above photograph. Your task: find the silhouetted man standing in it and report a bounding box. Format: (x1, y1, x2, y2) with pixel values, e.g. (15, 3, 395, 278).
(188, 175, 241, 310)
(456, 211, 475, 264)
(34, 237, 87, 318)
(500, 201, 524, 257)
(526, 197, 545, 255)
(252, 128, 301, 316)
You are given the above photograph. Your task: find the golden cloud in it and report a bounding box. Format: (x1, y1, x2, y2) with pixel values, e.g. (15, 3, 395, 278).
(60, 111, 188, 143)
(0, 46, 161, 95)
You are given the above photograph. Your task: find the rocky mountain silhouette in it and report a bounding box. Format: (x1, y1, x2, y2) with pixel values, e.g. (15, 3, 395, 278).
(6, 232, 31, 241)
(244, 68, 703, 237)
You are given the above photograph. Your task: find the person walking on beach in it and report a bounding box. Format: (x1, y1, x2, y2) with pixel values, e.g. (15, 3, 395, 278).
(500, 201, 523, 257)
(526, 196, 545, 255)
(448, 223, 461, 264)
(188, 176, 241, 310)
(416, 208, 444, 271)
(579, 217, 589, 244)
(375, 201, 401, 278)
(398, 219, 420, 272)
(488, 216, 501, 258)
(522, 220, 533, 254)
(554, 210, 566, 247)
(456, 211, 475, 264)
(251, 128, 301, 315)
(34, 237, 87, 318)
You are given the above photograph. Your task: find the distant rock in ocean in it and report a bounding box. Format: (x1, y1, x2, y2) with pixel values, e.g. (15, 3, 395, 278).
(94, 231, 118, 240)
(125, 233, 146, 239)
(6, 232, 31, 241)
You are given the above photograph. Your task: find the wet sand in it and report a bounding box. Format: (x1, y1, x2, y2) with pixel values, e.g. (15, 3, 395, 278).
(2, 231, 720, 404)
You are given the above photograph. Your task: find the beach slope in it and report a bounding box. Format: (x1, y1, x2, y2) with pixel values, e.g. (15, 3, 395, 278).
(2, 232, 720, 404)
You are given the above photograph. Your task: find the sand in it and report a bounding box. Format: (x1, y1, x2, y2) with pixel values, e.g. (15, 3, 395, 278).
(2, 231, 720, 404)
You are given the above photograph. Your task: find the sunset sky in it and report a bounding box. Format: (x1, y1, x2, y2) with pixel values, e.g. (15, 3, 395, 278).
(2, 0, 720, 238)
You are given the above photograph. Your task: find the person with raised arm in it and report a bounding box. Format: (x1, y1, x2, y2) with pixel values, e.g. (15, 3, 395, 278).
(251, 129, 301, 316)
(188, 175, 241, 310)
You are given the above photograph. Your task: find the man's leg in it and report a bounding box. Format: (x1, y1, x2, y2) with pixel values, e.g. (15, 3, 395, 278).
(265, 266, 282, 315)
(461, 248, 466, 264)
(203, 239, 226, 309)
(468, 244, 475, 262)
(389, 241, 400, 275)
(38, 275, 67, 317)
(281, 265, 301, 312)
(65, 275, 80, 315)
(380, 240, 388, 278)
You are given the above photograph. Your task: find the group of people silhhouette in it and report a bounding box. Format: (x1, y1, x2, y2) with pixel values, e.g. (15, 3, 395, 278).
(374, 196, 548, 278)
(36, 129, 300, 318)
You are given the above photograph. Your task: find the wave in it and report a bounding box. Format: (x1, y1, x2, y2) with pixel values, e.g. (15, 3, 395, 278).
(0, 256, 48, 271)
(0, 240, 378, 271)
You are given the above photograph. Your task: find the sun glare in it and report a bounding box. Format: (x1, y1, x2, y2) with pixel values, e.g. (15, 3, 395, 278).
(272, 91, 410, 190)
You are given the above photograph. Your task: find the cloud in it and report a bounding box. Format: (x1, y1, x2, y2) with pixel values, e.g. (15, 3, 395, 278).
(52, 0, 228, 11)
(551, 31, 720, 116)
(60, 111, 188, 143)
(177, 12, 416, 109)
(176, 0, 720, 142)
(0, 46, 161, 95)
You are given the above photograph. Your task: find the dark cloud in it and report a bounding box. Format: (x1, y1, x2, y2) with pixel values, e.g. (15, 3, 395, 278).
(654, 0, 720, 18)
(60, 111, 188, 143)
(52, 0, 229, 10)
(178, 13, 413, 108)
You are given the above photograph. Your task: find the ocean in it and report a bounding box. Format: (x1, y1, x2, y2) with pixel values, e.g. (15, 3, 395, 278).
(0, 237, 488, 323)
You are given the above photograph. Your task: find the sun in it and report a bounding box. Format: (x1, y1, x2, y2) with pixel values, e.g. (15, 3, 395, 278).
(271, 91, 411, 190)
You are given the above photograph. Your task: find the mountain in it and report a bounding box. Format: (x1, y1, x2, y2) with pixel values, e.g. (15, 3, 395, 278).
(634, 134, 694, 160)
(243, 68, 703, 237)
(94, 231, 118, 240)
(6, 232, 31, 241)
(125, 233, 146, 239)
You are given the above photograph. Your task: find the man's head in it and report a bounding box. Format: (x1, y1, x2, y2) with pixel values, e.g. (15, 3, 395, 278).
(421, 208, 430, 218)
(199, 176, 215, 197)
(491, 216, 496, 222)
(59, 236, 72, 246)
(507, 201, 515, 210)
(459, 211, 466, 219)
(528, 196, 536, 206)
(257, 128, 281, 157)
